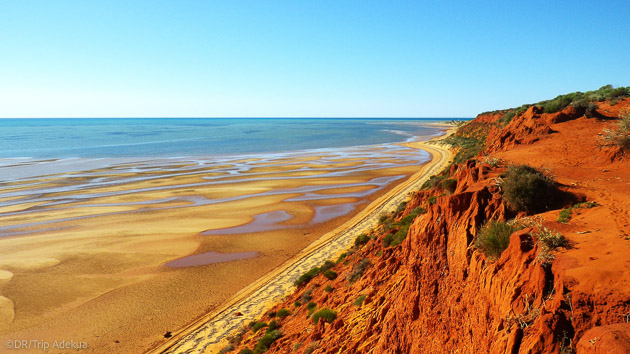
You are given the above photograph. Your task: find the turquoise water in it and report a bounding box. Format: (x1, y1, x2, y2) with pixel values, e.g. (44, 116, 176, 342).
(0, 118, 459, 158)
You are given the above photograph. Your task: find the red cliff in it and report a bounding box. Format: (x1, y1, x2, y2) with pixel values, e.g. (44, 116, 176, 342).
(230, 94, 630, 353)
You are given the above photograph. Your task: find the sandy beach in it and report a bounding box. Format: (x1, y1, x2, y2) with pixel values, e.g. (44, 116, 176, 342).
(153, 133, 453, 353)
(0, 139, 443, 353)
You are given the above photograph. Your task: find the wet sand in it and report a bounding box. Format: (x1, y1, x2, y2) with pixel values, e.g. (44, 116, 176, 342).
(154, 134, 454, 354)
(0, 141, 436, 353)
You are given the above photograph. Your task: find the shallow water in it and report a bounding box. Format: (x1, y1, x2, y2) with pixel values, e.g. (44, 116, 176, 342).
(0, 119, 454, 240)
(0, 118, 450, 160)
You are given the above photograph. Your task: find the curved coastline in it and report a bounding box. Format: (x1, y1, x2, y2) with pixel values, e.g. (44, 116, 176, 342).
(150, 130, 454, 353)
(0, 128, 449, 353)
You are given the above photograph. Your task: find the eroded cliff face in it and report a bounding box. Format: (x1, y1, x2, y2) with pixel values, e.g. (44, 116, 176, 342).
(231, 98, 630, 353)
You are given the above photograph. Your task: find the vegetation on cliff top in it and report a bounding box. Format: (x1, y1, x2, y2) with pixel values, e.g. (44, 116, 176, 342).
(500, 165, 558, 213)
(601, 110, 630, 150)
(231, 88, 630, 354)
(482, 85, 630, 125)
(442, 122, 490, 164)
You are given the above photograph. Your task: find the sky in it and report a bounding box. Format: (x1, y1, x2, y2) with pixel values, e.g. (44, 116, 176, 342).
(0, 1, 629, 118)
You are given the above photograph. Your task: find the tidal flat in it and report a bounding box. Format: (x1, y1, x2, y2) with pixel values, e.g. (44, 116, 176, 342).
(0, 143, 430, 353)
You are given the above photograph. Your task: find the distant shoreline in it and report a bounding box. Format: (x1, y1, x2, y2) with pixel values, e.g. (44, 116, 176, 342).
(0, 118, 464, 160)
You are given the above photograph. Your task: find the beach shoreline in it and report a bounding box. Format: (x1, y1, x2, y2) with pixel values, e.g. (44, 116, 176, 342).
(151, 128, 454, 353)
(0, 127, 454, 353)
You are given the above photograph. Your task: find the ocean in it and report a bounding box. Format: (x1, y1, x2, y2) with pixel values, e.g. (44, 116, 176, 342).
(0, 117, 458, 346)
(0, 118, 455, 159)
(0, 118, 460, 237)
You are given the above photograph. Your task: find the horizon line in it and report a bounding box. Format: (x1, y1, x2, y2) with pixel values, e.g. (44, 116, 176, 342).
(0, 116, 474, 119)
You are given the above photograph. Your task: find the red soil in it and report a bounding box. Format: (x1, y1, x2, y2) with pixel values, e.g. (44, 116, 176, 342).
(231, 98, 630, 353)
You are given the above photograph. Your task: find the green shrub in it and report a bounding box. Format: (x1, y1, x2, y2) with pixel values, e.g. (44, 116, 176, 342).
(421, 174, 448, 189)
(501, 165, 557, 213)
(306, 301, 317, 316)
(253, 330, 282, 353)
(382, 233, 393, 247)
(240, 349, 253, 354)
(557, 208, 572, 223)
(319, 260, 335, 272)
(293, 300, 301, 307)
(294, 267, 320, 287)
(601, 111, 630, 150)
(541, 94, 574, 113)
(348, 259, 370, 283)
(577, 201, 597, 208)
(394, 213, 418, 228)
(411, 206, 426, 215)
(558, 201, 596, 224)
(498, 107, 529, 125)
(444, 134, 485, 164)
(324, 285, 333, 292)
(354, 233, 370, 247)
(323, 270, 338, 280)
(311, 308, 337, 325)
(293, 343, 303, 351)
(428, 196, 437, 205)
(535, 85, 630, 114)
(386, 225, 410, 247)
(440, 178, 457, 194)
(585, 102, 599, 118)
(353, 294, 367, 306)
(500, 110, 517, 125)
(475, 220, 520, 259)
(398, 213, 417, 226)
(609, 86, 630, 98)
(395, 201, 408, 215)
(267, 320, 280, 332)
(276, 308, 290, 318)
(251, 322, 268, 333)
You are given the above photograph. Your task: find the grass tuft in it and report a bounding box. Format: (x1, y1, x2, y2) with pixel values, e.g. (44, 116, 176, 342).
(253, 330, 282, 353)
(251, 322, 267, 333)
(323, 270, 338, 280)
(311, 309, 337, 325)
(354, 233, 370, 247)
(276, 308, 291, 318)
(475, 220, 521, 259)
(601, 110, 630, 150)
(353, 294, 367, 306)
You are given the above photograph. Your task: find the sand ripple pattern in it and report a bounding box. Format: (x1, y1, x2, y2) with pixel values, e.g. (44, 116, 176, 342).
(156, 140, 452, 354)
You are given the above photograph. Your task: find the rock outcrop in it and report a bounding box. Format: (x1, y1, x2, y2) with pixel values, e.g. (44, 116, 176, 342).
(231, 97, 630, 353)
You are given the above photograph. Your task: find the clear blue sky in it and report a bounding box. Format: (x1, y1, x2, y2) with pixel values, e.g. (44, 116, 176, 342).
(1, 1, 629, 118)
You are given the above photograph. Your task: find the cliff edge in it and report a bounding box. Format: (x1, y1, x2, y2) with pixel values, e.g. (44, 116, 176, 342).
(228, 87, 630, 354)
